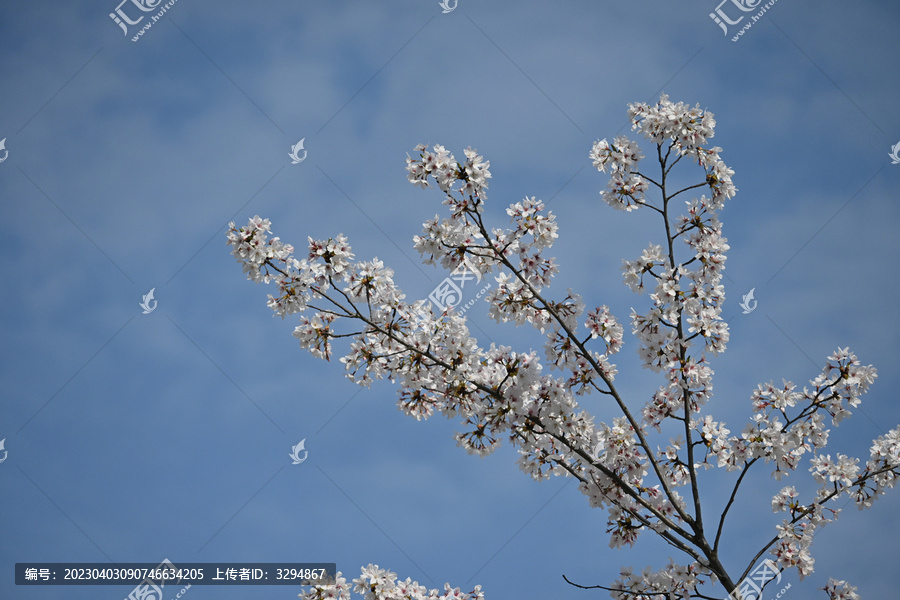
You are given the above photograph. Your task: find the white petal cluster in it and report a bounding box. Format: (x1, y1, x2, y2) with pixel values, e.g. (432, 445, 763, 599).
(609, 561, 707, 599)
(824, 579, 861, 600)
(299, 566, 483, 600)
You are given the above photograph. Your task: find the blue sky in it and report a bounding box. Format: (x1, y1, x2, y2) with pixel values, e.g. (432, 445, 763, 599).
(1, 1, 899, 599)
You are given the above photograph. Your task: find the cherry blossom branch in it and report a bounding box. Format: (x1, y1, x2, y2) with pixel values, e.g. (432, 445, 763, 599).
(561, 574, 720, 600)
(713, 456, 759, 553)
(462, 200, 696, 529)
(656, 140, 709, 544)
(739, 463, 899, 585)
(542, 427, 697, 546)
(227, 96, 898, 600)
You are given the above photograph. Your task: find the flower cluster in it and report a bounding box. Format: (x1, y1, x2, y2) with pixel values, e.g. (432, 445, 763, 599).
(228, 97, 900, 600)
(609, 561, 706, 599)
(854, 426, 900, 508)
(595, 99, 734, 438)
(823, 578, 861, 600)
(226, 216, 299, 285)
(589, 135, 647, 211)
(406, 145, 491, 203)
(299, 566, 483, 600)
